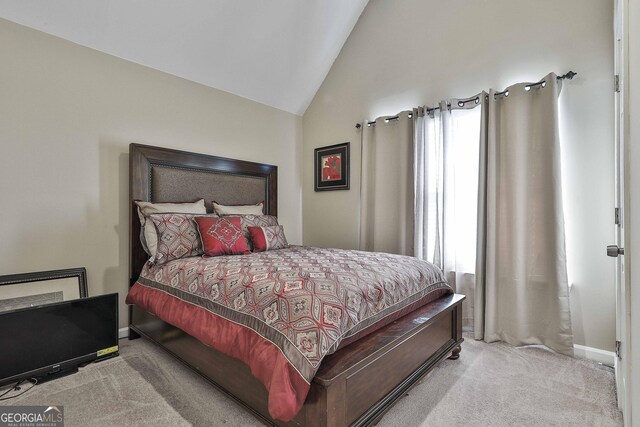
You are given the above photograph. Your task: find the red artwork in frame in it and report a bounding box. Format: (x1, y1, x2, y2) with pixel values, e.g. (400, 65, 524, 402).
(314, 142, 349, 191)
(321, 154, 342, 181)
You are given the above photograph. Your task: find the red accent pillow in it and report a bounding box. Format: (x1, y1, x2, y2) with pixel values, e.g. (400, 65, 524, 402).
(248, 225, 289, 252)
(195, 216, 250, 256)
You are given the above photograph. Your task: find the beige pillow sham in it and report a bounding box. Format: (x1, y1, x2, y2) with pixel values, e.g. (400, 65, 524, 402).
(212, 201, 264, 216)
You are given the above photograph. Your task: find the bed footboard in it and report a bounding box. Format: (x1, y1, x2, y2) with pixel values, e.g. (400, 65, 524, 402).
(130, 293, 464, 426)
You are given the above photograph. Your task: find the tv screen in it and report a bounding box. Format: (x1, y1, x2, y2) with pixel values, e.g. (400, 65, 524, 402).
(0, 293, 118, 386)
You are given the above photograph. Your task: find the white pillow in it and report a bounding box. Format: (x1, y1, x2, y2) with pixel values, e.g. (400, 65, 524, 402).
(212, 201, 264, 215)
(136, 199, 207, 258)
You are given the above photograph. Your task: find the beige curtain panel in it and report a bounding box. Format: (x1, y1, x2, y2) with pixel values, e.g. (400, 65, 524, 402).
(410, 72, 573, 356)
(359, 112, 413, 255)
(475, 73, 573, 356)
(362, 73, 573, 355)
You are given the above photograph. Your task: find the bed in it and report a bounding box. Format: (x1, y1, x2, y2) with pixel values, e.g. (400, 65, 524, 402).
(127, 143, 464, 426)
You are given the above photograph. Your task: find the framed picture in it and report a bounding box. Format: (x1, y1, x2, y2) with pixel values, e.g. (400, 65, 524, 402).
(314, 142, 350, 191)
(0, 267, 88, 313)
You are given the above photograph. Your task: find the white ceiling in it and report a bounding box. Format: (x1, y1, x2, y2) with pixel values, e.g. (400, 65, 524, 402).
(0, 0, 368, 115)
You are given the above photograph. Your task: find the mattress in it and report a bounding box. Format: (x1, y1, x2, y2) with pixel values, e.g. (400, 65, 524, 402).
(126, 246, 451, 421)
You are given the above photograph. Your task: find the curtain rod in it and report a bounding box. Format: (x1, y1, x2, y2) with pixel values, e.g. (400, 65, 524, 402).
(355, 71, 577, 129)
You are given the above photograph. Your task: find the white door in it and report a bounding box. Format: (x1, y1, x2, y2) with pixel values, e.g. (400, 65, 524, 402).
(611, 0, 631, 423)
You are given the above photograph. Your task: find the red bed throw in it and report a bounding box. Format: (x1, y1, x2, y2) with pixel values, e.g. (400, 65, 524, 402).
(126, 246, 451, 421)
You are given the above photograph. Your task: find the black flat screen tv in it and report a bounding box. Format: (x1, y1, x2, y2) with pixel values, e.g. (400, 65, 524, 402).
(0, 293, 118, 386)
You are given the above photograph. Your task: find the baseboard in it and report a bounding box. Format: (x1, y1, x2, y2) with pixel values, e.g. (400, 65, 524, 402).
(574, 344, 615, 366)
(118, 327, 129, 340)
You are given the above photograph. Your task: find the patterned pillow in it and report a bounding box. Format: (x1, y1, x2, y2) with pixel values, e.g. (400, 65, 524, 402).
(194, 216, 251, 257)
(135, 199, 207, 258)
(224, 215, 279, 250)
(148, 213, 210, 264)
(248, 225, 289, 252)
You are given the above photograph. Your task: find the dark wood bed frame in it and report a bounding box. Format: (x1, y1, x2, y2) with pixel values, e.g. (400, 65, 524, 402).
(128, 143, 465, 426)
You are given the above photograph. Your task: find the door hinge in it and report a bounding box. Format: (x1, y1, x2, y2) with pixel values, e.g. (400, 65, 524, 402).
(616, 340, 622, 359)
(615, 207, 620, 225)
(615, 75, 620, 93)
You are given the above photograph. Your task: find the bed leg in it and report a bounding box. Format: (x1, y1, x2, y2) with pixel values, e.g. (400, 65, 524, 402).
(128, 327, 141, 340)
(448, 345, 461, 360)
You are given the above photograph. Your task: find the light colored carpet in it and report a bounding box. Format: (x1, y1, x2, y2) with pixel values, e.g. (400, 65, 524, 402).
(1, 334, 622, 426)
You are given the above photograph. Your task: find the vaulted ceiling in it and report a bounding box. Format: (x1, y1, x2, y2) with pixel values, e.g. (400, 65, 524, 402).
(0, 0, 369, 115)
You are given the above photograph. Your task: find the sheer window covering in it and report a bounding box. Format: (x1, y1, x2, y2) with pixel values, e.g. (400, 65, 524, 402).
(414, 100, 482, 330)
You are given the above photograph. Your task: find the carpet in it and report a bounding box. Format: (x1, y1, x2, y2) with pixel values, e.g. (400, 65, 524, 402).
(1, 334, 622, 426)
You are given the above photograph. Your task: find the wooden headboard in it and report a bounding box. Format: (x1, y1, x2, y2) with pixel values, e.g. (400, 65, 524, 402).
(129, 143, 277, 284)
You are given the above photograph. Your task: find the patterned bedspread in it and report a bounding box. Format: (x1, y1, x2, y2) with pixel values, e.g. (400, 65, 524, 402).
(126, 246, 451, 421)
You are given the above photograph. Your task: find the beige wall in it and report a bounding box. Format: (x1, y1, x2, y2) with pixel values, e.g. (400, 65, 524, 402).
(0, 19, 303, 329)
(303, 0, 615, 352)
